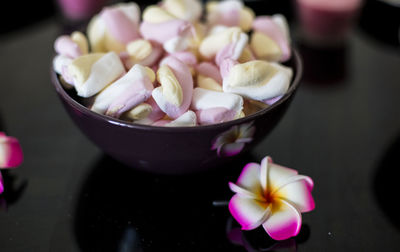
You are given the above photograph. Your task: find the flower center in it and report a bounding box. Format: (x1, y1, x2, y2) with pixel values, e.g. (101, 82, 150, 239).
(261, 190, 282, 213)
(264, 192, 274, 204)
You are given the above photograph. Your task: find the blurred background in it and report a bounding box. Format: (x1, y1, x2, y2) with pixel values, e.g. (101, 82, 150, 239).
(2, 0, 399, 47)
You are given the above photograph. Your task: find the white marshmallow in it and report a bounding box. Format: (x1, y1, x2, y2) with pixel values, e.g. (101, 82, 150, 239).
(53, 55, 72, 75)
(223, 61, 293, 101)
(164, 36, 190, 54)
(74, 52, 125, 97)
(191, 87, 243, 113)
(163, 0, 202, 22)
(165, 110, 197, 127)
(271, 14, 291, 44)
(91, 64, 154, 116)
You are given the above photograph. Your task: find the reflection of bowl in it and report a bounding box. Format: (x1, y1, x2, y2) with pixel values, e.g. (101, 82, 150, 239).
(51, 50, 302, 174)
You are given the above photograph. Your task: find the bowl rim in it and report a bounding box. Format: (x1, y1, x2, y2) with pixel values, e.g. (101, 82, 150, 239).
(51, 49, 303, 133)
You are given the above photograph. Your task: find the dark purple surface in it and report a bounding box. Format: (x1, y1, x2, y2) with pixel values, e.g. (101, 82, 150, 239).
(51, 50, 302, 173)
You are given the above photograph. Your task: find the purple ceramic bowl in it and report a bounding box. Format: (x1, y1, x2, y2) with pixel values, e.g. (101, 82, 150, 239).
(51, 50, 302, 174)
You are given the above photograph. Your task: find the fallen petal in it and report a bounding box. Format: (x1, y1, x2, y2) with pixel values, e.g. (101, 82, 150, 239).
(0, 133, 24, 169)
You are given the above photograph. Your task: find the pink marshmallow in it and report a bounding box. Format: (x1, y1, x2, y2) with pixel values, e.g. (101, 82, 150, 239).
(54, 35, 82, 59)
(169, 51, 198, 67)
(263, 95, 283, 105)
(196, 62, 222, 84)
(140, 44, 163, 66)
(101, 7, 140, 44)
(196, 107, 237, 125)
(216, 9, 241, 27)
(147, 97, 165, 122)
(140, 20, 193, 44)
(215, 43, 237, 66)
(119, 51, 130, 67)
(153, 56, 193, 119)
(152, 119, 170, 126)
(252, 17, 291, 62)
(106, 77, 154, 118)
(219, 58, 238, 79)
(121, 43, 164, 69)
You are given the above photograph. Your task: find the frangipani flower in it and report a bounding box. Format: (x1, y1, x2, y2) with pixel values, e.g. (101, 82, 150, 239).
(211, 122, 255, 157)
(229, 156, 315, 240)
(0, 132, 24, 194)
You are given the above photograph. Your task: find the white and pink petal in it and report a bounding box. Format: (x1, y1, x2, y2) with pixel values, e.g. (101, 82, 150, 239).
(0, 133, 23, 169)
(262, 199, 302, 240)
(234, 162, 264, 196)
(273, 176, 315, 213)
(229, 194, 270, 230)
(268, 162, 298, 192)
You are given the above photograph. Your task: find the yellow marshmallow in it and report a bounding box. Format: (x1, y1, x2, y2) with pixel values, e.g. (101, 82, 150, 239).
(226, 60, 278, 88)
(156, 65, 183, 106)
(243, 99, 269, 116)
(239, 7, 255, 32)
(199, 27, 243, 59)
(250, 32, 282, 62)
(163, 0, 202, 22)
(235, 110, 245, 119)
(87, 15, 107, 52)
(68, 53, 105, 85)
(87, 15, 126, 53)
(142, 6, 176, 23)
(238, 47, 254, 63)
(197, 75, 223, 92)
(71, 31, 89, 55)
(125, 103, 153, 120)
(206, 1, 218, 13)
(187, 22, 206, 50)
(144, 66, 156, 83)
(163, 0, 187, 20)
(104, 30, 126, 53)
(127, 39, 153, 62)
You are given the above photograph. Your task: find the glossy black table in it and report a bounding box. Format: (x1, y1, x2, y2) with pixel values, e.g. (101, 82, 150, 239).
(1, 8, 400, 252)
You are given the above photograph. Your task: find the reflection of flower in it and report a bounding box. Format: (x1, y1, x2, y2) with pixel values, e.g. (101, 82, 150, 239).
(226, 217, 298, 252)
(0, 132, 23, 194)
(228, 156, 315, 241)
(211, 122, 255, 157)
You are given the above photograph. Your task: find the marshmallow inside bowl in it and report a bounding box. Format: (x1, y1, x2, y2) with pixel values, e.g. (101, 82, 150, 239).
(51, 49, 302, 174)
(51, 0, 303, 173)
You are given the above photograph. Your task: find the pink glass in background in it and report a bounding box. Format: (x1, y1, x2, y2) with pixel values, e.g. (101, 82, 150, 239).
(57, 0, 110, 21)
(296, 0, 364, 46)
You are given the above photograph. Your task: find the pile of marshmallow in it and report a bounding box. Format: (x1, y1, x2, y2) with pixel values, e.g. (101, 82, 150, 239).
(53, 0, 293, 127)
